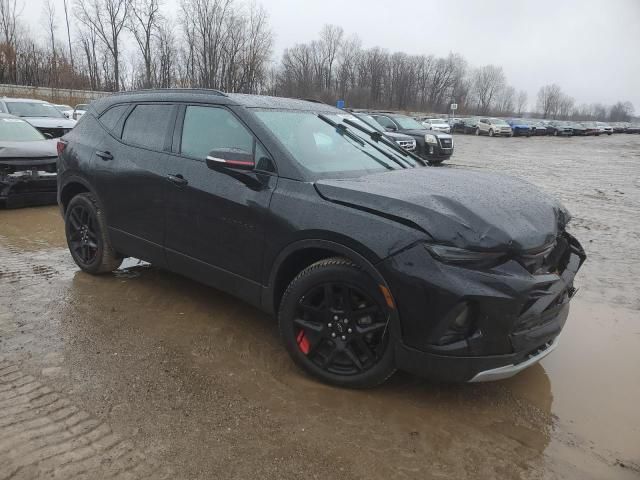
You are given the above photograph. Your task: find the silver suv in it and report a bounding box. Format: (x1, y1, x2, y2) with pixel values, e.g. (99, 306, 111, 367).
(476, 118, 513, 137)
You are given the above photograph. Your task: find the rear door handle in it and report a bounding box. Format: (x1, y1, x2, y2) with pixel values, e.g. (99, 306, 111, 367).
(96, 150, 113, 161)
(167, 173, 188, 186)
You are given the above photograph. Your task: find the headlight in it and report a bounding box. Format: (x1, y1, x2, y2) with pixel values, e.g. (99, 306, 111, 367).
(425, 134, 438, 144)
(425, 244, 506, 268)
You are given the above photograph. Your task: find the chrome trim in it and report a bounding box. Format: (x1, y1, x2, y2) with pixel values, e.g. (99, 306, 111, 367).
(468, 335, 560, 382)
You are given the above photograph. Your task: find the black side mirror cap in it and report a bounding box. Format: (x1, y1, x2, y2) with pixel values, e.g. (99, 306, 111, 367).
(206, 148, 255, 171)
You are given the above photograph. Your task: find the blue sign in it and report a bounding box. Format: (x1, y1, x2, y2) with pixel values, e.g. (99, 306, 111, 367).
(336, 100, 345, 109)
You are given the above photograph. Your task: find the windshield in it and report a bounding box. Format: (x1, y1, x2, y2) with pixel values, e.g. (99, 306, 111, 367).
(254, 110, 417, 179)
(353, 113, 385, 132)
(392, 116, 424, 130)
(0, 117, 45, 141)
(428, 119, 446, 124)
(6, 102, 65, 118)
(491, 118, 509, 126)
(75, 104, 88, 110)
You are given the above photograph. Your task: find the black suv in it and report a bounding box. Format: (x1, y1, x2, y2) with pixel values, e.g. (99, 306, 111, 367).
(368, 112, 454, 163)
(57, 90, 585, 388)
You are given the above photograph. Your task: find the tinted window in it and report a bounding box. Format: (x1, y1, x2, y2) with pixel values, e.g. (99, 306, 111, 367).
(374, 116, 395, 129)
(122, 104, 175, 150)
(99, 105, 128, 132)
(181, 106, 254, 160)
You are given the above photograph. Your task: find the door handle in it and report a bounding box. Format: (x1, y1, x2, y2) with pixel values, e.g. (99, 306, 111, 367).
(96, 150, 113, 161)
(167, 173, 188, 186)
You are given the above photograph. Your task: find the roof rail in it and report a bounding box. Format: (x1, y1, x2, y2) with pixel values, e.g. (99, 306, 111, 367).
(106, 88, 228, 97)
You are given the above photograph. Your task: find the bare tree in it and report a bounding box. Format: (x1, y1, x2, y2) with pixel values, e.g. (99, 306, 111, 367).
(318, 24, 343, 91)
(536, 83, 563, 118)
(516, 90, 527, 115)
(471, 65, 505, 114)
(0, 0, 21, 82)
(41, 0, 58, 86)
(128, 0, 160, 88)
(63, 0, 74, 70)
(75, 0, 130, 91)
(609, 101, 634, 122)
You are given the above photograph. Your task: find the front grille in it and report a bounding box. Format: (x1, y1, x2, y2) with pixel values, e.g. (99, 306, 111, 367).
(36, 127, 71, 138)
(396, 139, 416, 151)
(439, 138, 452, 148)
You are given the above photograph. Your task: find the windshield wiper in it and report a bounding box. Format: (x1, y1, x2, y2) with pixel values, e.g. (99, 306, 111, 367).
(342, 118, 425, 167)
(317, 114, 394, 170)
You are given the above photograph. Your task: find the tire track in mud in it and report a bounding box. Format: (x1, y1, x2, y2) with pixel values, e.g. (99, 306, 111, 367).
(0, 359, 169, 480)
(0, 239, 171, 480)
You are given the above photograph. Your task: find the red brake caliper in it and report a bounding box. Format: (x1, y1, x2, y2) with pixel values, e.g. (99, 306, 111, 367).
(296, 330, 310, 355)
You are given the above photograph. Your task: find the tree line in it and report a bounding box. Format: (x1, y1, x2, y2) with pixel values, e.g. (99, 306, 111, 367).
(0, 0, 634, 122)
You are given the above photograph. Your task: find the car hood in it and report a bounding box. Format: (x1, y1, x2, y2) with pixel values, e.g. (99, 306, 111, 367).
(0, 139, 58, 159)
(384, 131, 414, 141)
(20, 117, 76, 128)
(400, 128, 451, 139)
(315, 168, 569, 252)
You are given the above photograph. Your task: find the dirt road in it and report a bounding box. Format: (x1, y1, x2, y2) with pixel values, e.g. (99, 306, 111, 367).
(1, 134, 639, 479)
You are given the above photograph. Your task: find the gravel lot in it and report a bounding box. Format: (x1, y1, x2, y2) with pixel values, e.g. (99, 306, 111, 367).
(1, 134, 639, 479)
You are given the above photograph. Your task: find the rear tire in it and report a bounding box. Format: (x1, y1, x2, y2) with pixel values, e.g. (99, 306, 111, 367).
(278, 257, 396, 388)
(65, 193, 123, 274)
(475, 128, 480, 136)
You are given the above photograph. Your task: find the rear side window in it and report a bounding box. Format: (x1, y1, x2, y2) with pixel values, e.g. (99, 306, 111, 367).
(99, 105, 128, 132)
(122, 104, 175, 150)
(180, 106, 253, 159)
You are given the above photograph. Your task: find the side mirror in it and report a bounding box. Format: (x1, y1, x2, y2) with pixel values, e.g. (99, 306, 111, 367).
(44, 132, 54, 139)
(385, 125, 397, 132)
(206, 148, 255, 171)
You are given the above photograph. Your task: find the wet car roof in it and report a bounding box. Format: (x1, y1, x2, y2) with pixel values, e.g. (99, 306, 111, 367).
(91, 89, 340, 115)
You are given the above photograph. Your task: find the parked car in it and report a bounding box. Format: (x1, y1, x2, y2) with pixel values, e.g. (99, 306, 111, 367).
(0, 98, 77, 138)
(625, 124, 640, 134)
(611, 122, 629, 133)
(581, 122, 601, 136)
(476, 118, 513, 137)
(569, 122, 588, 136)
(507, 119, 532, 137)
(544, 121, 573, 136)
(54, 104, 74, 119)
(73, 104, 88, 120)
(595, 122, 613, 135)
(526, 120, 548, 136)
(0, 113, 58, 207)
(368, 112, 453, 163)
(419, 118, 451, 134)
(455, 117, 480, 134)
(57, 89, 585, 387)
(351, 112, 416, 152)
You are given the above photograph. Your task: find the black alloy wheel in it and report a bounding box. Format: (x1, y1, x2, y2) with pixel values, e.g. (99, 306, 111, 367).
(67, 203, 99, 265)
(65, 193, 123, 274)
(279, 257, 396, 388)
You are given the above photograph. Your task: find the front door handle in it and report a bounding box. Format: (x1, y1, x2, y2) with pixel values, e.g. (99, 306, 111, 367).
(167, 173, 188, 186)
(96, 150, 113, 161)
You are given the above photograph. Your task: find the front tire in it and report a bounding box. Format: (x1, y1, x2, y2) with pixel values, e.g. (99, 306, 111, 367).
(489, 129, 494, 137)
(475, 128, 480, 136)
(278, 257, 396, 388)
(65, 193, 123, 274)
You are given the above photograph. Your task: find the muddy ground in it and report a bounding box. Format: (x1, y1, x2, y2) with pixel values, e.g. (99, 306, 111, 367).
(1, 134, 639, 479)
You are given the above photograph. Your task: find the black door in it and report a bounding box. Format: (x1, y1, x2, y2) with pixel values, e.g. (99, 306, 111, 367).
(93, 103, 177, 266)
(163, 105, 277, 305)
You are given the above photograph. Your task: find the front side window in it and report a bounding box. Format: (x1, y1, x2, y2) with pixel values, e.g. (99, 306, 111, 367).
(6, 102, 65, 118)
(181, 106, 254, 160)
(122, 104, 175, 150)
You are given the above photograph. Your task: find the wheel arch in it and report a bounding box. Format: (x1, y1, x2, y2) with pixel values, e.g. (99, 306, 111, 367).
(59, 175, 95, 214)
(263, 239, 392, 316)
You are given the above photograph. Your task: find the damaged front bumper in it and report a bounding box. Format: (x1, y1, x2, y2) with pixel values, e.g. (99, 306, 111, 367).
(379, 232, 586, 382)
(1, 163, 58, 208)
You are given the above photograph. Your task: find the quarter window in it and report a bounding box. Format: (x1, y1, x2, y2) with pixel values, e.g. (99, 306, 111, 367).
(122, 104, 175, 150)
(374, 116, 395, 129)
(181, 106, 254, 160)
(99, 105, 128, 132)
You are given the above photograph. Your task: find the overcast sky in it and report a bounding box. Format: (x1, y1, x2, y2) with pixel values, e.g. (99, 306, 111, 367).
(22, 0, 640, 110)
